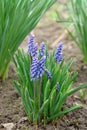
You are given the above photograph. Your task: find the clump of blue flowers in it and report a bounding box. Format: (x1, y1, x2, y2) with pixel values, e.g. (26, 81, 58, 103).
(14, 34, 87, 125)
(28, 34, 63, 81)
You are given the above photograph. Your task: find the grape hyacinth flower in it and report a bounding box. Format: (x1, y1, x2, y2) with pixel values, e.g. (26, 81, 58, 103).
(30, 57, 38, 81)
(40, 42, 45, 57)
(55, 42, 63, 62)
(30, 56, 46, 80)
(32, 43, 38, 57)
(37, 56, 46, 78)
(45, 69, 52, 79)
(28, 34, 34, 55)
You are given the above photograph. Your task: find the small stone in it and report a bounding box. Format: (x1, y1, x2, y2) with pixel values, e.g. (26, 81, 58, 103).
(18, 117, 28, 123)
(1, 123, 15, 130)
(81, 64, 87, 70)
(83, 65, 87, 70)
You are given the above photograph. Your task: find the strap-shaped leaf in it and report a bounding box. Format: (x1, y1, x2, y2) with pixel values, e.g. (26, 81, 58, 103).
(54, 83, 87, 113)
(48, 104, 81, 121)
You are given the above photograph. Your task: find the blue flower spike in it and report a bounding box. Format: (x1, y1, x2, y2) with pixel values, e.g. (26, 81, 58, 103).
(37, 56, 46, 78)
(32, 43, 38, 58)
(28, 34, 35, 55)
(55, 42, 63, 62)
(40, 42, 45, 57)
(30, 56, 46, 81)
(30, 57, 38, 81)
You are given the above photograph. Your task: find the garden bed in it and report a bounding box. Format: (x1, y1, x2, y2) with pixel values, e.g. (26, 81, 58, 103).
(0, 1, 87, 130)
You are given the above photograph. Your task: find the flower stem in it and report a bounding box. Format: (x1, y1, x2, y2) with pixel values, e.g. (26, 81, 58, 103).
(38, 78, 42, 122)
(34, 81, 36, 122)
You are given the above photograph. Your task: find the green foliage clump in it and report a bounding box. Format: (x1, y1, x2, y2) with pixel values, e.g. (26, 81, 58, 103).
(58, 0, 87, 63)
(69, 0, 87, 63)
(0, 0, 56, 80)
(14, 35, 87, 125)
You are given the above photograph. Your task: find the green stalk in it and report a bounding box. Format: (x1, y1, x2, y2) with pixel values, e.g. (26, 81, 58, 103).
(33, 81, 36, 123)
(43, 80, 50, 125)
(38, 78, 42, 122)
(0, 62, 9, 80)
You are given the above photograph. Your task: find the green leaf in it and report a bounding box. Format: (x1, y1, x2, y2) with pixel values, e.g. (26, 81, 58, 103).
(54, 83, 87, 113)
(14, 81, 21, 96)
(39, 99, 49, 114)
(44, 80, 50, 101)
(48, 104, 81, 121)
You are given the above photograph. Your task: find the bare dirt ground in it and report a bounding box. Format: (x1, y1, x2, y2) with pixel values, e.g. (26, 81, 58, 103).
(0, 1, 87, 130)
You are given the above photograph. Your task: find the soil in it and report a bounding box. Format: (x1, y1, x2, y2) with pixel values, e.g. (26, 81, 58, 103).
(0, 1, 87, 130)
